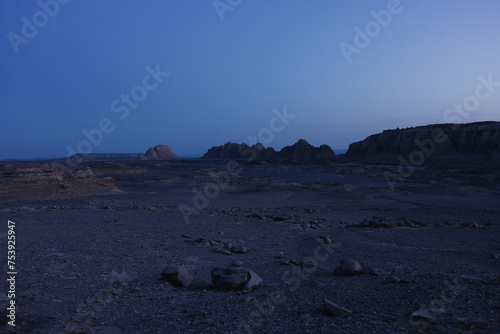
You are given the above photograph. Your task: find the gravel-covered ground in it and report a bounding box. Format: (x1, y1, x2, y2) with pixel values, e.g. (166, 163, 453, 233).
(0, 160, 499, 333)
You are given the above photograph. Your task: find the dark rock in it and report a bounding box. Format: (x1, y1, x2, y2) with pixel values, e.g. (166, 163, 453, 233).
(244, 271, 263, 291)
(232, 244, 248, 254)
(460, 222, 483, 228)
(383, 276, 414, 284)
(353, 216, 426, 228)
(232, 260, 244, 267)
(211, 266, 249, 290)
(333, 258, 362, 276)
(319, 236, 332, 244)
(211, 264, 262, 291)
(161, 265, 193, 288)
(410, 308, 434, 322)
(214, 245, 232, 255)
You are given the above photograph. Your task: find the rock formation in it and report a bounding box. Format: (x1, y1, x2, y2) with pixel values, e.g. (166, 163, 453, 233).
(143, 145, 179, 160)
(201, 142, 276, 161)
(272, 139, 335, 163)
(162, 265, 193, 288)
(0, 164, 119, 201)
(201, 139, 335, 163)
(342, 121, 500, 165)
(211, 261, 262, 291)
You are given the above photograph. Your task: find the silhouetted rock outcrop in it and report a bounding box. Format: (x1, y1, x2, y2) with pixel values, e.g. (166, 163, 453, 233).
(202, 142, 247, 159)
(272, 139, 335, 163)
(201, 142, 276, 161)
(201, 140, 335, 163)
(143, 145, 178, 160)
(342, 121, 500, 165)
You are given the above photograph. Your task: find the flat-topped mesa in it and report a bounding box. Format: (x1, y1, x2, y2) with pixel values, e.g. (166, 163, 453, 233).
(143, 145, 179, 160)
(343, 121, 500, 165)
(201, 139, 335, 163)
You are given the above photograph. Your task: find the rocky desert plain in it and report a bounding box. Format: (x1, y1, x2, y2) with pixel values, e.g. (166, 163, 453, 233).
(0, 121, 499, 334)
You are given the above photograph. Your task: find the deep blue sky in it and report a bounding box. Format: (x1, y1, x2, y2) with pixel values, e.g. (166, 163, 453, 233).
(1, 0, 499, 159)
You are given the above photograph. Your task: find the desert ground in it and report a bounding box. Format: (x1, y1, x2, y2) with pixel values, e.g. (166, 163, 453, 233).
(0, 160, 499, 333)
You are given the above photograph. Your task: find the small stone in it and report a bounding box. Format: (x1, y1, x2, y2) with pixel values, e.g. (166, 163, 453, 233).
(320, 236, 332, 244)
(410, 308, 434, 322)
(324, 299, 352, 317)
(243, 271, 262, 291)
(232, 244, 248, 254)
(232, 260, 244, 267)
(460, 222, 483, 228)
(214, 245, 232, 255)
(300, 259, 316, 268)
(333, 258, 362, 276)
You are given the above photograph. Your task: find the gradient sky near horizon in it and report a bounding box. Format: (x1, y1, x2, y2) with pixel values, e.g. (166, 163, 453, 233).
(1, 0, 499, 159)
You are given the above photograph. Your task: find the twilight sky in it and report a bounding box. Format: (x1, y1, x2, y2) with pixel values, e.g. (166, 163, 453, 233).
(1, 0, 499, 159)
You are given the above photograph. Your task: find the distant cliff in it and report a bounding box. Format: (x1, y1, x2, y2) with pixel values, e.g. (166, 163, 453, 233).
(202, 139, 335, 163)
(342, 121, 500, 165)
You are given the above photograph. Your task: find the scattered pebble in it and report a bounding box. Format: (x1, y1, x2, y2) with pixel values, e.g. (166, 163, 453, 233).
(324, 299, 352, 317)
